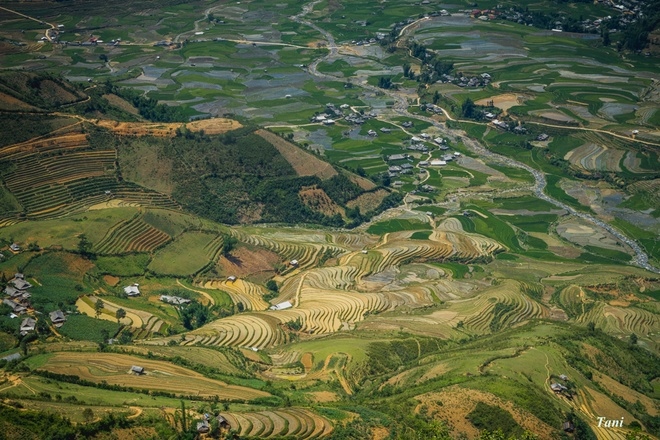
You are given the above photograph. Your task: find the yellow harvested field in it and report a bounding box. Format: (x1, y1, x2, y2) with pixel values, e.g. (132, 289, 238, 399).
(475, 93, 524, 114)
(256, 129, 338, 180)
(37, 352, 269, 400)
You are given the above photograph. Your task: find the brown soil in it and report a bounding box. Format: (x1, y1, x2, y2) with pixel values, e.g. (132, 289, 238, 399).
(301, 352, 314, 372)
(416, 385, 555, 439)
(217, 246, 280, 278)
(475, 94, 524, 115)
(371, 426, 390, 440)
(299, 187, 345, 217)
(95, 117, 240, 137)
(103, 275, 120, 287)
(346, 189, 389, 213)
(102, 93, 139, 115)
(255, 129, 338, 180)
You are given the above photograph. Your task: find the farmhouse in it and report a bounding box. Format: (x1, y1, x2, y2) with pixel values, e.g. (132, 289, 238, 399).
(197, 420, 210, 433)
(559, 374, 569, 381)
(3, 299, 26, 314)
(430, 159, 447, 166)
(160, 295, 191, 305)
(49, 310, 67, 326)
(323, 119, 335, 125)
(20, 317, 36, 335)
(290, 259, 299, 267)
(216, 415, 230, 429)
(388, 154, 406, 161)
(550, 383, 567, 392)
(537, 133, 549, 141)
(11, 278, 32, 290)
(380, 127, 392, 133)
(388, 165, 402, 173)
(124, 284, 140, 296)
(1, 353, 20, 362)
(9, 243, 20, 252)
(562, 421, 575, 433)
(131, 365, 145, 375)
(392, 181, 404, 187)
(367, 129, 377, 136)
(270, 301, 293, 311)
(227, 275, 237, 282)
(434, 137, 445, 144)
(419, 161, 429, 167)
(411, 136, 422, 143)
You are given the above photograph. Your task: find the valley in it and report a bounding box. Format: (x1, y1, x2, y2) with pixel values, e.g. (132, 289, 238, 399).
(0, 0, 658, 439)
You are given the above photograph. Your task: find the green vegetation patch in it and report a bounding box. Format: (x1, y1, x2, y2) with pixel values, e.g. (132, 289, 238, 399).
(94, 254, 150, 276)
(467, 401, 523, 438)
(148, 231, 218, 276)
(367, 219, 432, 235)
(59, 314, 122, 343)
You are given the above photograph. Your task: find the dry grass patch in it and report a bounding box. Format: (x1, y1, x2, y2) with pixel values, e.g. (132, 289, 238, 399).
(308, 391, 339, 402)
(416, 385, 555, 439)
(0, 91, 38, 111)
(299, 187, 345, 217)
(256, 129, 338, 180)
(102, 93, 139, 115)
(346, 189, 389, 213)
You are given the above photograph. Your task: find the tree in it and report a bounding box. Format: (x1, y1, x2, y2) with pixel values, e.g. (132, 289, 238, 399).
(630, 333, 638, 345)
(222, 235, 238, 256)
(116, 308, 126, 323)
(266, 280, 278, 292)
(95, 299, 104, 319)
(587, 322, 596, 333)
(461, 97, 476, 118)
(433, 91, 441, 104)
(77, 234, 93, 258)
(82, 408, 94, 423)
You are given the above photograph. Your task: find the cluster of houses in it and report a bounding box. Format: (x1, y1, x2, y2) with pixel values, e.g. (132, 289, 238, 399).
(550, 374, 572, 398)
(436, 72, 491, 88)
(492, 1, 643, 34)
(3, 273, 67, 335)
(310, 103, 382, 126)
(3, 273, 32, 317)
(197, 413, 230, 434)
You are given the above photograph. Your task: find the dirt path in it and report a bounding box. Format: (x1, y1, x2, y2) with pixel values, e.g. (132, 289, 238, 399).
(127, 406, 143, 419)
(176, 280, 215, 305)
(294, 273, 308, 307)
(0, 5, 56, 41)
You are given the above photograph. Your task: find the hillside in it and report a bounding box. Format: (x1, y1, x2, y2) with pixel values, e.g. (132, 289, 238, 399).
(0, 0, 659, 439)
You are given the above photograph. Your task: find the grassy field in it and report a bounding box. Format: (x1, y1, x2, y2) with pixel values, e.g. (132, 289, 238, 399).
(147, 231, 220, 276)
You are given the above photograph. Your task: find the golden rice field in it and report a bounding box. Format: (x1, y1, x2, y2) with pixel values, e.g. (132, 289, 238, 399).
(33, 352, 270, 401)
(142, 216, 508, 349)
(221, 408, 333, 439)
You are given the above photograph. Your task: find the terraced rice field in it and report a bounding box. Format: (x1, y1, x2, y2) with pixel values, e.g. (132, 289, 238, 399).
(0, 134, 178, 220)
(145, 217, 507, 348)
(31, 352, 269, 401)
(564, 143, 623, 172)
(221, 408, 332, 438)
(77, 295, 165, 338)
(95, 212, 171, 254)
